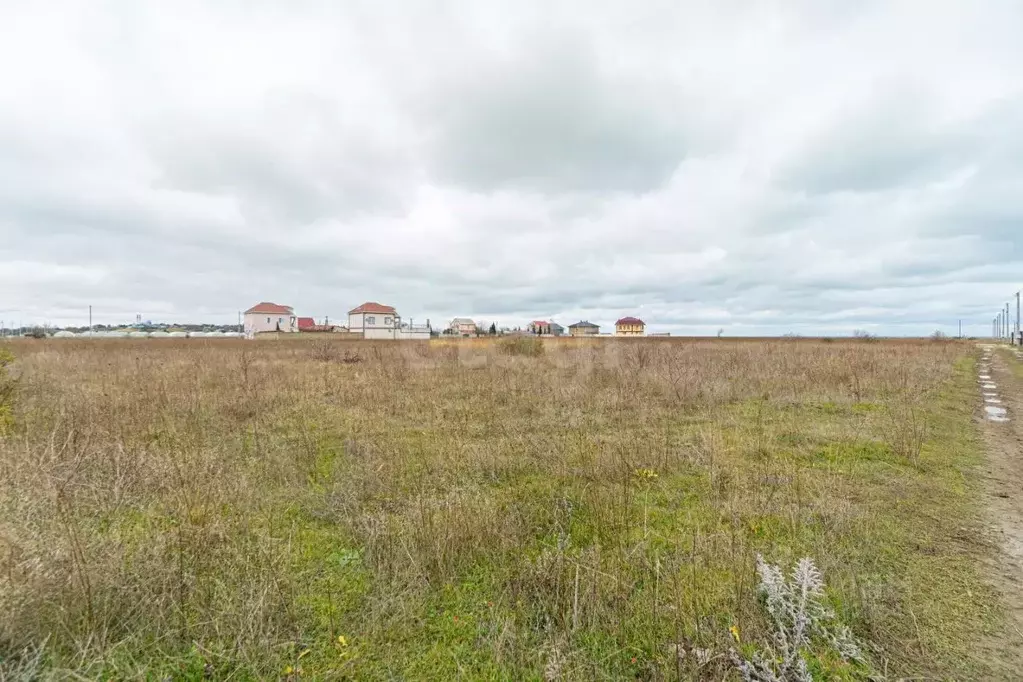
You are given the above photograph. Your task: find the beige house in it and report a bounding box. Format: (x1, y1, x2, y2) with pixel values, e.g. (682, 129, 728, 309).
(348, 302, 399, 339)
(615, 317, 646, 336)
(244, 302, 297, 335)
(348, 302, 431, 340)
(568, 321, 600, 336)
(449, 318, 477, 336)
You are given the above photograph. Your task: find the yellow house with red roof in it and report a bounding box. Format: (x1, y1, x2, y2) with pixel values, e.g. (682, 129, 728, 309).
(615, 316, 646, 336)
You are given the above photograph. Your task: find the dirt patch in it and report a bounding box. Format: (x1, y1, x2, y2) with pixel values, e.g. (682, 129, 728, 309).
(974, 345, 1023, 674)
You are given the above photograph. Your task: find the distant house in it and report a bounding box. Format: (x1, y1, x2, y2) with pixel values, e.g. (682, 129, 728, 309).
(568, 321, 600, 336)
(348, 302, 430, 340)
(615, 317, 646, 336)
(529, 320, 564, 335)
(349, 302, 399, 339)
(244, 302, 297, 335)
(449, 318, 477, 337)
(299, 318, 342, 333)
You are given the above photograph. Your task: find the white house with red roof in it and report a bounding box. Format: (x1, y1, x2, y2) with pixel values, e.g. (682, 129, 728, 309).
(348, 302, 399, 339)
(348, 302, 431, 340)
(244, 302, 297, 335)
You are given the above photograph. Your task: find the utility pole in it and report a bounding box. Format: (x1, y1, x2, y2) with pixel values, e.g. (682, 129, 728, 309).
(89, 305, 92, 337)
(1016, 292, 1021, 345)
(958, 319, 962, 339)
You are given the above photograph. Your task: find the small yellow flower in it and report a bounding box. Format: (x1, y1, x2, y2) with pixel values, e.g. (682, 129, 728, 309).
(729, 625, 741, 643)
(633, 468, 658, 479)
(283, 665, 294, 675)
(337, 635, 348, 647)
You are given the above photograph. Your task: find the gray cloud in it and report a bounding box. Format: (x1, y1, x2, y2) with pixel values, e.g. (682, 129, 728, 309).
(422, 35, 694, 194)
(2, 1, 1023, 336)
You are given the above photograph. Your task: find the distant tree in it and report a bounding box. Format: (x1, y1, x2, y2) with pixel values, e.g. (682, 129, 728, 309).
(26, 328, 46, 339)
(717, 328, 724, 338)
(489, 323, 497, 336)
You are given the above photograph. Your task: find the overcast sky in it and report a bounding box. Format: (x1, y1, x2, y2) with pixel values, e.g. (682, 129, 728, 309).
(2, 1, 1022, 335)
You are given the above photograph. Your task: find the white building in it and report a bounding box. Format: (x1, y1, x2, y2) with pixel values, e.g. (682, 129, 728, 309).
(348, 302, 431, 340)
(244, 302, 297, 335)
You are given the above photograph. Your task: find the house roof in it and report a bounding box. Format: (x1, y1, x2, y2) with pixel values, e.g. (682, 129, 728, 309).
(245, 302, 293, 314)
(568, 321, 599, 328)
(451, 318, 475, 325)
(616, 316, 645, 326)
(349, 302, 397, 315)
(297, 317, 315, 330)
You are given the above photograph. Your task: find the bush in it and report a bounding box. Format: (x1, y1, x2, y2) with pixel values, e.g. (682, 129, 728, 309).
(498, 336, 544, 357)
(731, 555, 864, 681)
(26, 328, 46, 339)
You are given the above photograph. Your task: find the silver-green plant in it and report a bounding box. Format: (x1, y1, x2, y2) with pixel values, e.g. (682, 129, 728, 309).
(732, 555, 862, 682)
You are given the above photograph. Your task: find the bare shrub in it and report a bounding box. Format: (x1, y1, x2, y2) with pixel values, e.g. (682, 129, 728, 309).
(498, 336, 544, 357)
(0, 347, 15, 434)
(309, 338, 338, 362)
(881, 399, 928, 465)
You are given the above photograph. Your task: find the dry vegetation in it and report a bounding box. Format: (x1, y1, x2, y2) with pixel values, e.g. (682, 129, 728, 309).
(0, 337, 1007, 679)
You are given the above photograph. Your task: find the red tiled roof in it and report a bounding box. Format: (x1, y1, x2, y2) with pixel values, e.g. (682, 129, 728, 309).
(297, 317, 315, 330)
(349, 302, 397, 315)
(245, 301, 293, 315)
(615, 317, 645, 326)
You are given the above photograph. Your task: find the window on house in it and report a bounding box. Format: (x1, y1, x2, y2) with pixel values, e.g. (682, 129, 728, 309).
(367, 316, 376, 325)
(267, 317, 270, 323)
(384, 317, 391, 325)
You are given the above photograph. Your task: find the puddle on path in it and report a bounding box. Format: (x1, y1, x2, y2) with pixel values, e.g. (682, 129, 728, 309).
(983, 383, 998, 390)
(986, 405, 1010, 422)
(980, 374, 992, 380)
(986, 397, 1003, 404)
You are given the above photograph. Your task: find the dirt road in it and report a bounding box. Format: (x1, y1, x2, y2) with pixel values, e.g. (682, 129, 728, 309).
(975, 344, 1023, 674)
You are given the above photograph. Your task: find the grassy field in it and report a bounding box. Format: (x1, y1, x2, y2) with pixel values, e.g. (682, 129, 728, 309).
(0, 337, 1008, 679)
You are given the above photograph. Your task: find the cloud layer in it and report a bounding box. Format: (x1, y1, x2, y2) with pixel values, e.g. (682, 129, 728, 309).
(3, 0, 1022, 335)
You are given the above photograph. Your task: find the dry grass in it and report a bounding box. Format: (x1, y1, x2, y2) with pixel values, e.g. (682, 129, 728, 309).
(0, 337, 1006, 679)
